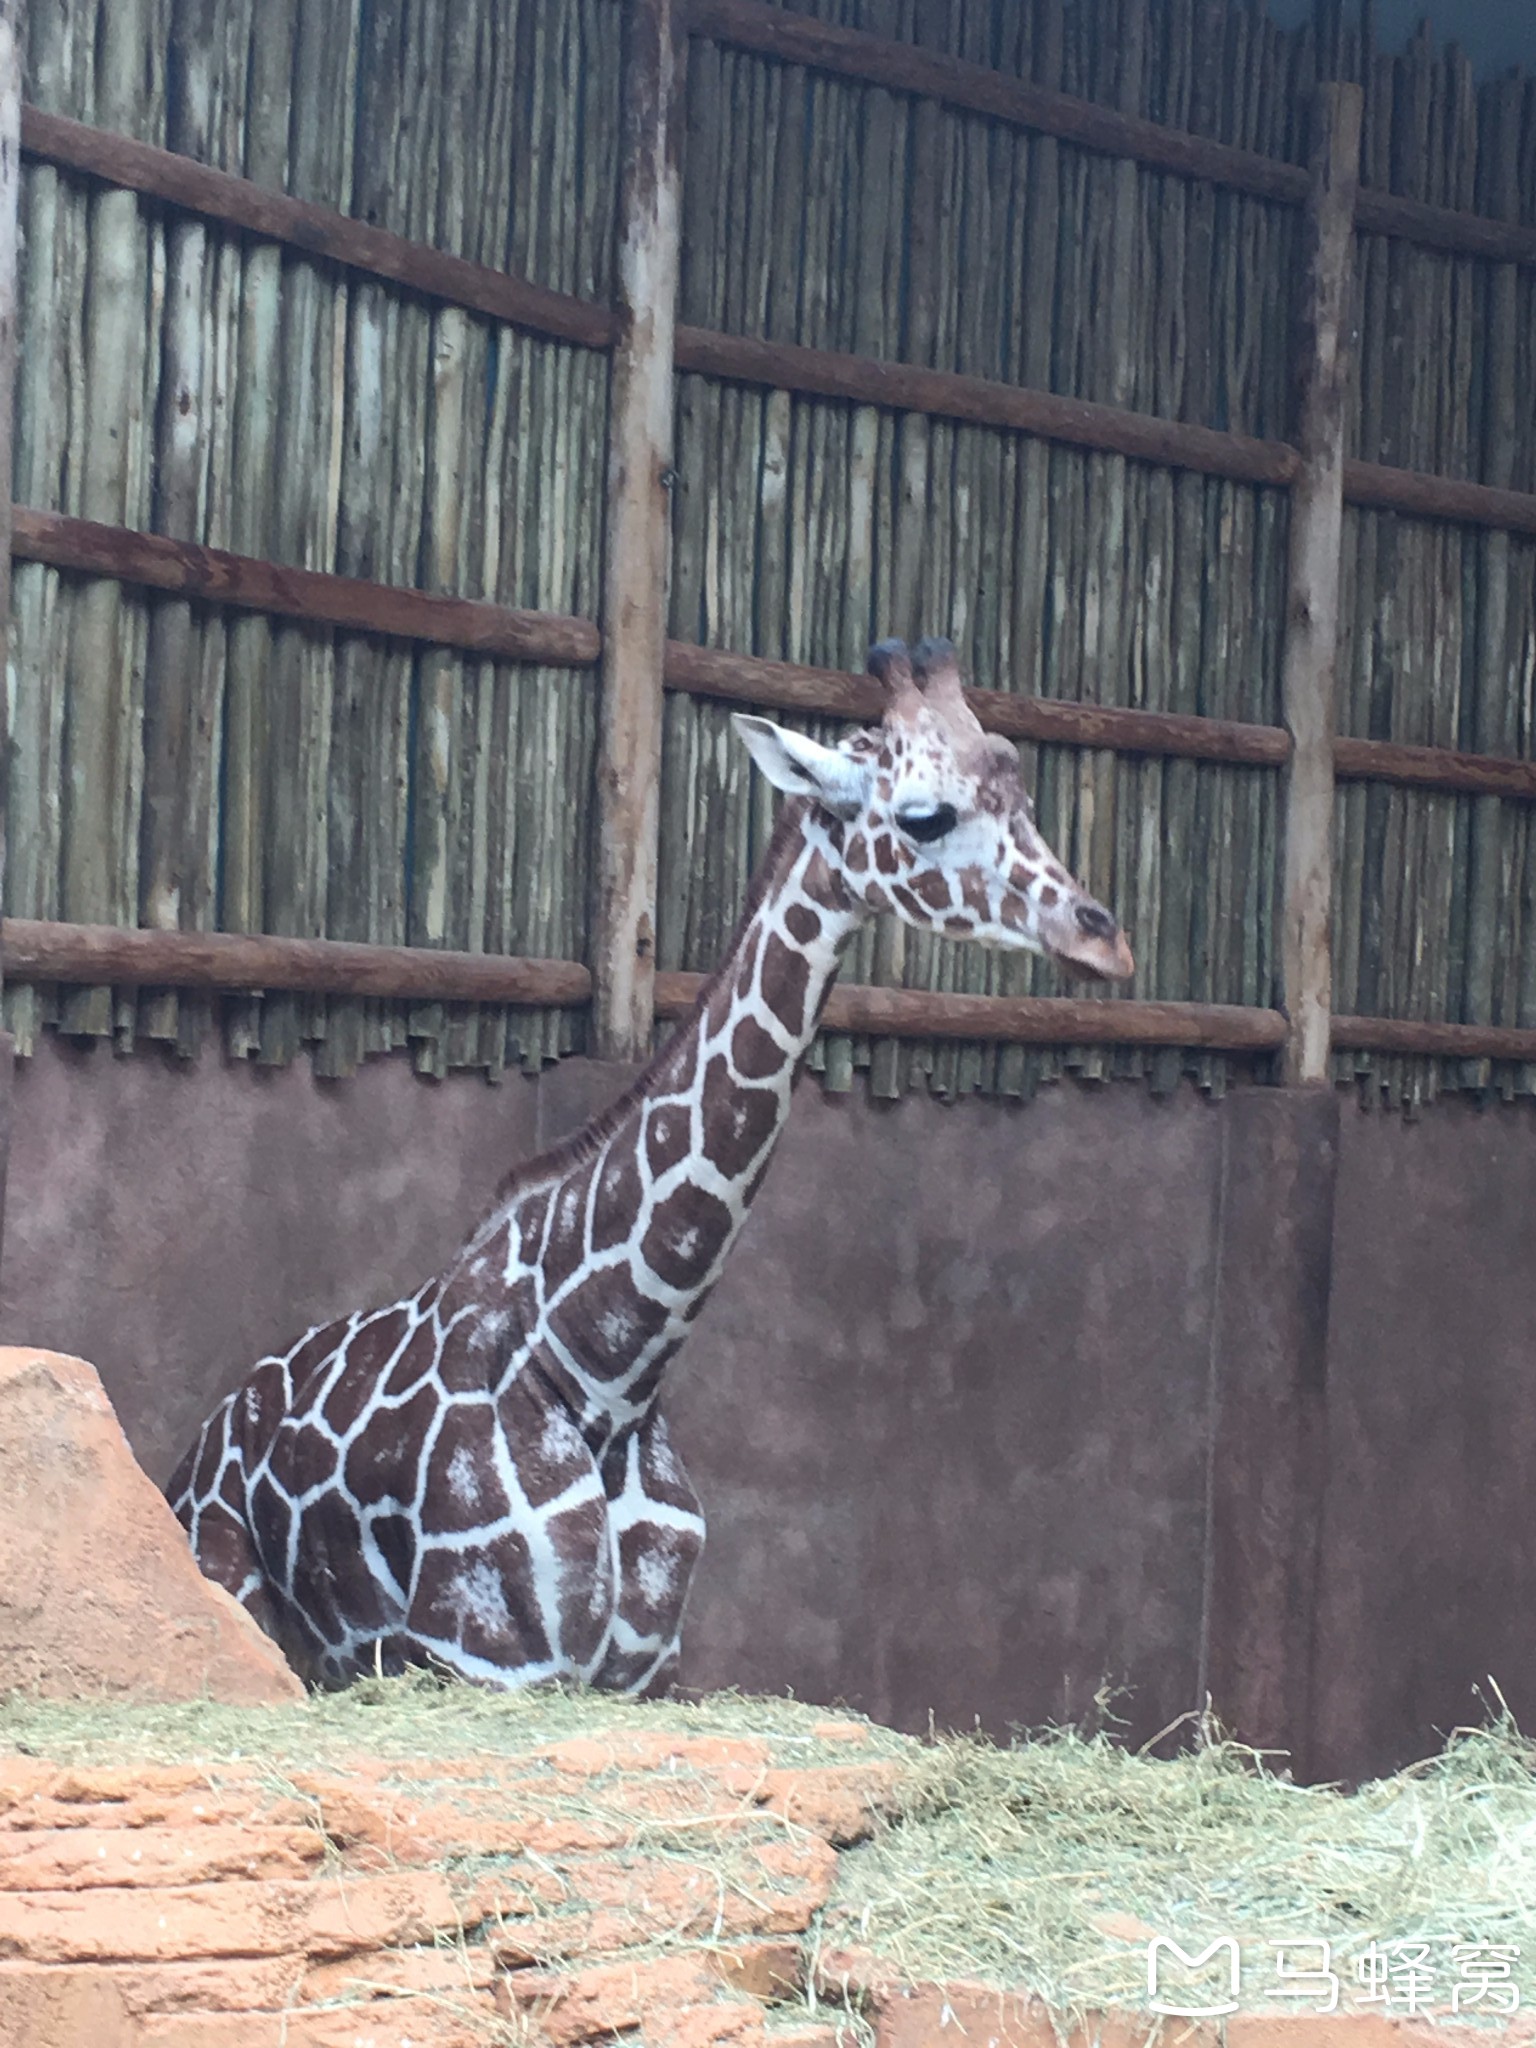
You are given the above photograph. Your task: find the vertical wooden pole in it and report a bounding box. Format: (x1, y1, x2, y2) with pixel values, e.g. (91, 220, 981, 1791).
(0, 0, 21, 1275)
(1279, 82, 1362, 1085)
(593, 0, 683, 1063)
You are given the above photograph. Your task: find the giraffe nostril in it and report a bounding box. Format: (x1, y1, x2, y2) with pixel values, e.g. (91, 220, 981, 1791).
(1075, 901, 1118, 941)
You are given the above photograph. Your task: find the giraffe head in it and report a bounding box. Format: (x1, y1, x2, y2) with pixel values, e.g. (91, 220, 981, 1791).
(734, 637, 1135, 981)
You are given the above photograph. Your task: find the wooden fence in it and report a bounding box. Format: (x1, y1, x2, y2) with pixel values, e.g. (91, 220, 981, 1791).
(3, 0, 1535, 1106)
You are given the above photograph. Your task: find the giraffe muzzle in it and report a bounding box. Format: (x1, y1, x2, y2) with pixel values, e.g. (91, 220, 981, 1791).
(1043, 897, 1137, 982)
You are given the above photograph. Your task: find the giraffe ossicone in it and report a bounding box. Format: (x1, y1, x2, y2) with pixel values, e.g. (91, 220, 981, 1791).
(168, 637, 1134, 1694)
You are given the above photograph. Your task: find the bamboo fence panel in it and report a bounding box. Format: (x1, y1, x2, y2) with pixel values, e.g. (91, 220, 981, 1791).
(662, 0, 1298, 1100)
(659, 0, 1536, 1105)
(5, 0, 619, 1075)
(8, 0, 1536, 1112)
(1331, 30, 1536, 1110)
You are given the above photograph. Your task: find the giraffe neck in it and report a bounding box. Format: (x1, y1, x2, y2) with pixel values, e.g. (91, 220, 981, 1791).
(465, 801, 867, 1435)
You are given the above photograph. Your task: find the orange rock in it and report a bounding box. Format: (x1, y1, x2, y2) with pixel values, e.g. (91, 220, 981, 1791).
(537, 1733, 773, 1779)
(0, 1959, 135, 2048)
(0, 1349, 303, 1705)
(709, 1939, 803, 2001)
(500, 1951, 740, 2044)
(810, 1721, 870, 1745)
(37, 1766, 214, 1807)
(0, 1822, 323, 1890)
(295, 1776, 592, 1868)
(0, 1870, 459, 1964)
(478, 1837, 836, 1955)
(0, 1760, 65, 1814)
(866, 1980, 1536, 2048)
(1, 1788, 313, 1838)
(638, 2000, 764, 2046)
(135, 2000, 491, 2047)
(101, 1957, 310, 2014)
(457, 1867, 566, 1927)
(0, 1957, 309, 2018)
(299, 1943, 500, 2004)
(755, 1763, 902, 1845)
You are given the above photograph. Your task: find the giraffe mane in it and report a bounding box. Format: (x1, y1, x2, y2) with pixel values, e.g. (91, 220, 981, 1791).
(486, 797, 818, 1207)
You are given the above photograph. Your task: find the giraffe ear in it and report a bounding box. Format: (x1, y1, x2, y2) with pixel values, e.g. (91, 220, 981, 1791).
(732, 715, 872, 820)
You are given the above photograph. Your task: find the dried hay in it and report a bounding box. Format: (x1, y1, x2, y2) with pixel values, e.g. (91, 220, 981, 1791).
(824, 1703, 1536, 2023)
(3, 1678, 1533, 2026)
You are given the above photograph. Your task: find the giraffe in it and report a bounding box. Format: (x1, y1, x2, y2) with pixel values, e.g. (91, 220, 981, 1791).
(167, 637, 1135, 1694)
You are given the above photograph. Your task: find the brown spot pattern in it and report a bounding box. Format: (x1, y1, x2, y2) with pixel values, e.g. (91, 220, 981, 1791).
(644, 1102, 691, 1179)
(420, 1402, 511, 1535)
(640, 1184, 734, 1291)
(731, 1015, 782, 1080)
(703, 1065, 778, 1180)
(759, 932, 810, 1036)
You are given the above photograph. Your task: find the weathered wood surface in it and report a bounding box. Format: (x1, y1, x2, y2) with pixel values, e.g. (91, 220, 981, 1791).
(655, 969, 1288, 1050)
(19, 915, 1536, 1067)
(1343, 459, 1536, 538)
(689, 0, 1536, 268)
(686, 0, 1310, 205)
(1279, 85, 1361, 1084)
(20, 106, 1536, 537)
(662, 643, 1291, 765)
(20, 105, 615, 349)
(674, 325, 1301, 487)
(0, 0, 20, 985)
(1, 920, 593, 1006)
(1332, 740, 1536, 803)
(11, 510, 601, 665)
(1330, 1015, 1536, 1062)
(16, 506, 1536, 804)
(593, 0, 684, 1061)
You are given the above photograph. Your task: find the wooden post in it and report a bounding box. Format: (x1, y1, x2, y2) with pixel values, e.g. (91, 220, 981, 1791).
(0, 0, 20, 950)
(1279, 83, 1361, 1085)
(593, 0, 683, 1062)
(0, 0, 20, 1275)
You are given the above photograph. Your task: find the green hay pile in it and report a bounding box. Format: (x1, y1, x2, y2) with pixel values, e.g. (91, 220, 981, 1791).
(0, 1674, 907, 1771)
(4, 1681, 1533, 2026)
(824, 1712, 1536, 2022)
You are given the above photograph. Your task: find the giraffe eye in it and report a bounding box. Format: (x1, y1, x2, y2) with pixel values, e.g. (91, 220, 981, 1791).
(896, 803, 958, 844)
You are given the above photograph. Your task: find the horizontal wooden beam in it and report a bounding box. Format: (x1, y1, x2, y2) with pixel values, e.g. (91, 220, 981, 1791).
(22, 108, 1536, 535)
(1354, 186, 1536, 269)
(674, 326, 1301, 488)
(663, 641, 1290, 766)
(20, 105, 615, 350)
(1333, 738, 1536, 802)
(1331, 1014, 1536, 1061)
(1344, 459, 1536, 539)
(14, 509, 1536, 795)
(686, 0, 1308, 206)
(656, 969, 1289, 1050)
(1, 919, 593, 1006)
(12, 508, 602, 666)
(688, 0, 1536, 269)
(15, 918, 1536, 1064)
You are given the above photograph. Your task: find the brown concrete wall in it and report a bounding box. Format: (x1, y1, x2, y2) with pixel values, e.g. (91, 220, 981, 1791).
(6, 1033, 1536, 1778)
(1311, 1097, 1536, 1782)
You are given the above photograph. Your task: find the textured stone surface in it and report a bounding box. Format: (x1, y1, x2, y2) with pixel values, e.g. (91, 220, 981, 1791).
(0, 1348, 303, 1704)
(0, 1749, 897, 2047)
